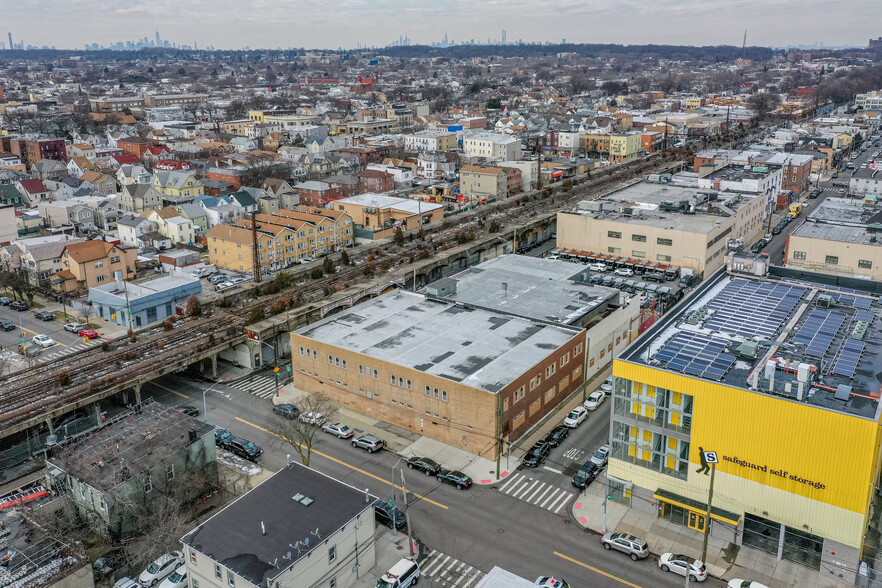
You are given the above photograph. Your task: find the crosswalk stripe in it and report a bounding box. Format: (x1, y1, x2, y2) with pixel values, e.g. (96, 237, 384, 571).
(514, 479, 539, 500)
(524, 482, 546, 503)
(426, 555, 451, 577)
(534, 485, 555, 506)
(453, 565, 473, 586)
(461, 572, 481, 588)
(498, 472, 521, 492)
(504, 477, 527, 496)
(540, 487, 564, 509)
(554, 492, 574, 514)
(547, 490, 570, 512)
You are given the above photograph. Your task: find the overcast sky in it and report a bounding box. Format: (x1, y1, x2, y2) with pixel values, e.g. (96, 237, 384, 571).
(5, 0, 881, 50)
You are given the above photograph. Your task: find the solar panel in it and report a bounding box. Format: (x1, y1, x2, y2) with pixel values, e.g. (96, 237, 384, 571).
(831, 339, 865, 378)
(654, 332, 736, 381)
(704, 278, 805, 339)
(855, 310, 874, 324)
(793, 308, 846, 357)
(855, 298, 873, 310)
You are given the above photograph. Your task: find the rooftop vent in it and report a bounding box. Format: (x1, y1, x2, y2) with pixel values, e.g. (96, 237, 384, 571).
(834, 384, 852, 402)
(292, 493, 314, 506)
(816, 294, 834, 308)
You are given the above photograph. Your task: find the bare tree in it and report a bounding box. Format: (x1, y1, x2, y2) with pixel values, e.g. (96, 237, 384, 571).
(268, 393, 338, 466)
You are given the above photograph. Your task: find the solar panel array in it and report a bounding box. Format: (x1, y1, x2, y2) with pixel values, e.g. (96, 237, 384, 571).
(654, 331, 737, 381)
(855, 298, 873, 310)
(855, 310, 875, 324)
(831, 293, 873, 310)
(704, 278, 805, 339)
(832, 339, 865, 378)
(793, 308, 847, 357)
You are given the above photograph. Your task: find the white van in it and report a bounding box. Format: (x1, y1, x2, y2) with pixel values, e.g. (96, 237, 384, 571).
(376, 557, 421, 588)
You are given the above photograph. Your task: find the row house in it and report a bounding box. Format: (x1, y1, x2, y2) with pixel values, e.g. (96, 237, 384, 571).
(15, 178, 50, 206)
(356, 169, 394, 193)
(53, 240, 137, 293)
(8, 137, 68, 165)
(292, 180, 343, 207)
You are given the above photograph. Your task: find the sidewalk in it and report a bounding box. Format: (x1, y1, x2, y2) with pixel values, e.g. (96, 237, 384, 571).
(571, 475, 852, 588)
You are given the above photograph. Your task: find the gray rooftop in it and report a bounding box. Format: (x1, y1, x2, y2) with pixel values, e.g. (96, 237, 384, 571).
(182, 463, 375, 587)
(425, 255, 619, 327)
(621, 270, 882, 419)
(790, 197, 882, 245)
(565, 180, 753, 233)
(296, 289, 578, 393)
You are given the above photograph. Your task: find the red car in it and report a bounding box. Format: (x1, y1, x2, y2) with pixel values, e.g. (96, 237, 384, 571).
(78, 328, 98, 339)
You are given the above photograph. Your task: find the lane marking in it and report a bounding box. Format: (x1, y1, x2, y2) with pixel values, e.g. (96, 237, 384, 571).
(234, 416, 448, 510)
(148, 381, 190, 399)
(553, 551, 642, 588)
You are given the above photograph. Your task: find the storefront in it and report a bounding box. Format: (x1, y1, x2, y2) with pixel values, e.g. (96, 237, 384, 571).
(654, 489, 741, 541)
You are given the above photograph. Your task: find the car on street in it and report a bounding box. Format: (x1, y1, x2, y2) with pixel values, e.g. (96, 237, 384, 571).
(727, 581, 769, 588)
(562, 405, 588, 428)
(138, 551, 184, 587)
(78, 328, 99, 339)
(352, 433, 385, 453)
(436, 469, 472, 489)
(64, 322, 84, 332)
(175, 406, 199, 417)
(33, 311, 54, 321)
(600, 532, 649, 560)
(272, 403, 300, 419)
(658, 553, 708, 582)
(600, 377, 614, 391)
(214, 428, 234, 449)
(406, 456, 442, 476)
(583, 390, 606, 411)
(18, 343, 41, 357)
(771, 225, 783, 235)
(9, 301, 28, 311)
(838, 188, 846, 194)
(534, 577, 571, 588)
(228, 437, 262, 461)
(590, 444, 610, 468)
(572, 460, 599, 490)
(299, 411, 326, 426)
(157, 565, 188, 588)
(543, 424, 570, 447)
(0, 297, 10, 305)
(0, 319, 14, 331)
(372, 499, 406, 530)
(33, 334, 56, 348)
(750, 242, 765, 253)
(522, 441, 551, 468)
(321, 422, 354, 438)
(614, 268, 633, 277)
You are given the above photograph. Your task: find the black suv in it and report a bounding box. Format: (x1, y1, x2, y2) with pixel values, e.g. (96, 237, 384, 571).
(373, 500, 406, 530)
(522, 441, 551, 468)
(229, 437, 262, 461)
(33, 311, 54, 321)
(214, 428, 234, 449)
(644, 272, 665, 283)
(572, 461, 600, 490)
(272, 403, 300, 419)
(406, 456, 442, 476)
(543, 425, 570, 448)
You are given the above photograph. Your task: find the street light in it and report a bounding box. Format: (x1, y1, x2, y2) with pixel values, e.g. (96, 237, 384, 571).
(202, 377, 232, 423)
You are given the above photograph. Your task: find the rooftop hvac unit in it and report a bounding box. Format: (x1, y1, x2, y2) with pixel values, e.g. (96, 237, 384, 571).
(736, 340, 759, 359)
(796, 363, 812, 383)
(816, 294, 834, 308)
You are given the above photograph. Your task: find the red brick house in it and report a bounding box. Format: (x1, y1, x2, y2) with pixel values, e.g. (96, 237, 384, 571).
(356, 169, 394, 194)
(117, 137, 155, 157)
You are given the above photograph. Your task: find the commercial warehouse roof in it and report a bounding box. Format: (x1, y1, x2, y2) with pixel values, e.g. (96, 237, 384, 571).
(295, 289, 579, 393)
(621, 269, 882, 419)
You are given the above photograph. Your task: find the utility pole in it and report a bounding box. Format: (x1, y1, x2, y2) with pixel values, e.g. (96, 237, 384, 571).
(700, 451, 719, 566)
(495, 390, 503, 479)
(250, 211, 262, 283)
(400, 469, 415, 557)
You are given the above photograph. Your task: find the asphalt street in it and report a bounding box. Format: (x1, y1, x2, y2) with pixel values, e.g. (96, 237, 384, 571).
(0, 303, 102, 361)
(141, 373, 727, 587)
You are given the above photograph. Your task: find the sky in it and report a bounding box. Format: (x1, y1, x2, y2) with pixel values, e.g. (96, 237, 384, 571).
(5, 0, 882, 51)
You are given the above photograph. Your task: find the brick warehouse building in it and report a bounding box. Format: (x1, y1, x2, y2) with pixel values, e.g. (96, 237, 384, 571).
(290, 256, 636, 458)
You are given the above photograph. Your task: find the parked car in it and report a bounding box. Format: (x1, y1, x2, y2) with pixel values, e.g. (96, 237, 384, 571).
(113, 578, 141, 588)
(0, 297, 11, 305)
(78, 328, 99, 339)
(589, 274, 605, 285)
(228, 437, 262, 461)
(750, 242, 765, 254)
(138, 551, 184, 587)
(534, 577, 571, 588)
(157, 566, 188, 588)
(614, 267, 633, 277)
(9, 301, 28, 311)
(522, 441, 551, 468)
(543, 425, 570, 447)
(214, 428, 234, 449)
(175, 406, 199, 417)
(657, 553, 708, 582)
(590, 444, 611, 468)
(600, 377, 614, 391)
(207, 274, 227, 285)
(588, 263, 608, 272)
(64, 322, 84, 332)
(33, 334, 56, 348)
(299, 411, 326, 426)
(18, 343, 41, 358)
(406, 456, 442, 476)
(562, 405, 588, 428)
(215, 281, 237, 291)
(771, 225, 783, 235)
(321, 422, 354, 438)
(727, 581, 769, 588)
(600, 532, 649, 561)
(0, 319, 14, 331)
(272, 403, 300, 419)
(33, 311, 54, 321)
(572, 460, 599, 490)
(436, 469, 472, 489)
(644, 272, 665, 283)
(352, 433, 384, 453)
(373, 499, 406, 530)
(583, 390, 606, 411)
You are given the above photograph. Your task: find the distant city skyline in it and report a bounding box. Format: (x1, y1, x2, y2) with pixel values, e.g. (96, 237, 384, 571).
(3, 0, 881, 51)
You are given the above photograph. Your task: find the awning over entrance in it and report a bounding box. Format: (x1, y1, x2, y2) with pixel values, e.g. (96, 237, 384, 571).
(654, 488, 742, 526)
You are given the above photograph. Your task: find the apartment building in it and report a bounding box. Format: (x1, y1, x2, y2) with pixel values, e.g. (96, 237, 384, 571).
(404, 129, 458, 153)
(462, 132, 521, 160)
(333, 193, 443, 239)
(53, 240, 137, 292)
(459, 165, 507, 199)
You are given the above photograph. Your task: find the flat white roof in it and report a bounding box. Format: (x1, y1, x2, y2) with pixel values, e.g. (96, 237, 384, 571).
(337, 193, 442, 214)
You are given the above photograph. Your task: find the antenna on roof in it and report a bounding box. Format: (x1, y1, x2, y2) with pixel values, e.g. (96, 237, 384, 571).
(311, 528, 321, 540)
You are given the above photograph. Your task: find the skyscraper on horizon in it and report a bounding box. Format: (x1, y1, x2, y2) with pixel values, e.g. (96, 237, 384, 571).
(155, 30, 160, 47)
(7, 33, 12, 51)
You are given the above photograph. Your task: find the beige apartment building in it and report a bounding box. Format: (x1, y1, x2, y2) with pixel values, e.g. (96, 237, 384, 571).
(557, 180, 767, 273)
(460, 165, 507, 199)
(404, 129, 458, 153)
(53, 240, 137, 292)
